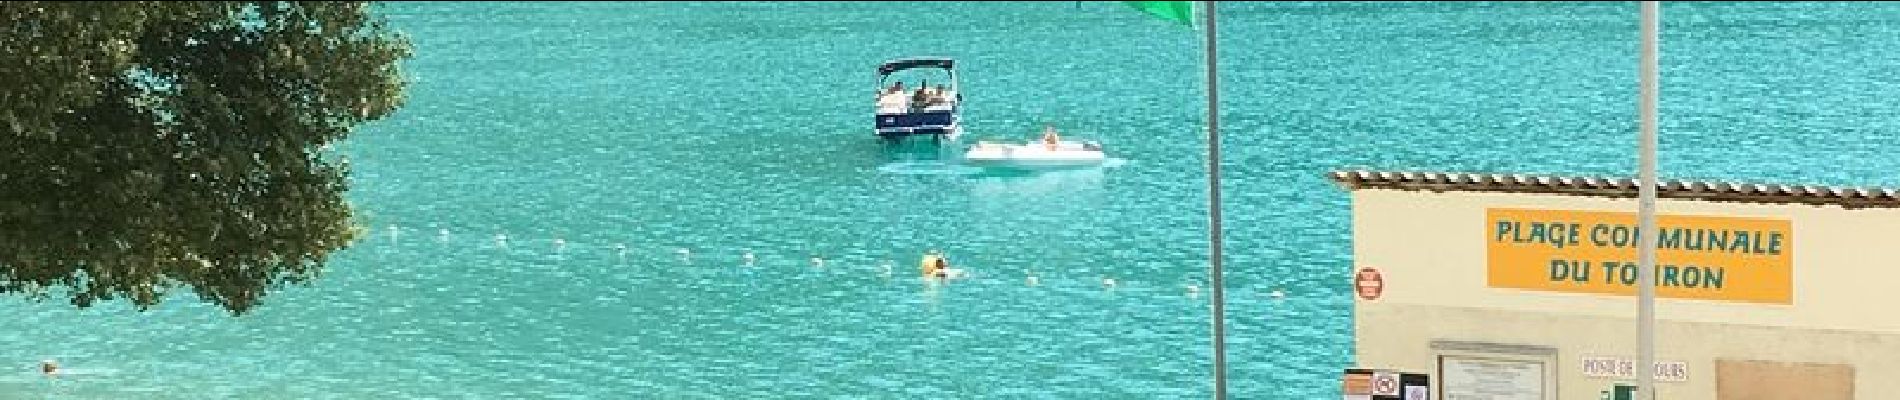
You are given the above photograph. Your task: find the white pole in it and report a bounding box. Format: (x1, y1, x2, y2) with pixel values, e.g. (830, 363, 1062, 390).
(1637, 2, 1660, 400)
(1201, 1, 1228, 399)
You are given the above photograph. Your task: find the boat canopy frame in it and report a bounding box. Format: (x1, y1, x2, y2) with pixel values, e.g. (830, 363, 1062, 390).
(877, 57, 954, 76)
(876, 57, 958, 92)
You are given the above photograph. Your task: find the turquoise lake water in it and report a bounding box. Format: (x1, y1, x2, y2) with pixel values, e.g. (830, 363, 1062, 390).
(9, 2, 1900, 398)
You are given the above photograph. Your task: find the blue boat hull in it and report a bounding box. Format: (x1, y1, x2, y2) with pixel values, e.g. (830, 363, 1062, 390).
(876, 109, 959, 138)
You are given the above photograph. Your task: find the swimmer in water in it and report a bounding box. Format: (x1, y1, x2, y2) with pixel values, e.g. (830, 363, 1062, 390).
(921, 250, 942, 277)
(934, 255, 951, 279)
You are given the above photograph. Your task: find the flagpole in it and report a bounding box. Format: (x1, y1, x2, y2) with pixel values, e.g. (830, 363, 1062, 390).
(1200, 1, 1228, 400)
(1636, 2, 1660, 400)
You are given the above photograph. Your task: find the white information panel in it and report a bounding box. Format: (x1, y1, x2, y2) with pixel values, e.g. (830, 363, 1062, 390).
(1441, 356, 1546, 400)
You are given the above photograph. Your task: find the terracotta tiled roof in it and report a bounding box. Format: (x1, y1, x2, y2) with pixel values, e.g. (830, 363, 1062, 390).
(1329, 169, 1900, 209)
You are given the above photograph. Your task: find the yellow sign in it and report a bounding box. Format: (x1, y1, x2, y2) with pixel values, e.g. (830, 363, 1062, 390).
(1486, 208, 1792, 304)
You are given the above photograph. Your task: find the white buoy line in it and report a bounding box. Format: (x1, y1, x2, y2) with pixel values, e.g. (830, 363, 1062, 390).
(372, 223, 1302, 297)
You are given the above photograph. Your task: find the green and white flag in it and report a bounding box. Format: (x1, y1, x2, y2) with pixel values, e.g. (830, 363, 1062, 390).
(1123, 1, 1196, 27)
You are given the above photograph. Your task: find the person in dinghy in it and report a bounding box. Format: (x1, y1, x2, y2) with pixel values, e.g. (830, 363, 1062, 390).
(1039, 123, 1101, 152)
(1042, 123, 1061, 150)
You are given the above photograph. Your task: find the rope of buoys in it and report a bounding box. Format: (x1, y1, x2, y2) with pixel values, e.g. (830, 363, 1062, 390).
(353, 222, 1263, 293)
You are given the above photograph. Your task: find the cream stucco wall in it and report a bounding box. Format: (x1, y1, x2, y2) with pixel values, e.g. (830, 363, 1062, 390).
(1358, 303, 1899, 399)
(1348, 188, 1900, 399)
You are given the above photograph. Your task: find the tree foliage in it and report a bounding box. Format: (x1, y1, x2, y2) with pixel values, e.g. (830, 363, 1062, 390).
(0, 2, 409, 315)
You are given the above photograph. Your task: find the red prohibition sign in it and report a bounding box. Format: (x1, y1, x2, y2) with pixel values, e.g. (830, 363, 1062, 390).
(1355, 267, 1384, 301)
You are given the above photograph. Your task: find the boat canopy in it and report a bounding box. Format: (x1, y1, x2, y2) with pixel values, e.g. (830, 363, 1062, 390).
(877, 57, 955, 76)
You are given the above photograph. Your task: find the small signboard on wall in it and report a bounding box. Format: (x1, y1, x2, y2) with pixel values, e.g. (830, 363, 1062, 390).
(1372, 371, 1400, 396)
(1581, 356, 1689, 382)
(1343, 369, 1373, 400)
(1441, 356, 1545, 400)
(1345, 369, 1432, 400)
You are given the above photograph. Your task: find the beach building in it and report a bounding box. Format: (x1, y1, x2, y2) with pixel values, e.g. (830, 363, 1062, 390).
(1332, 169, 1900, 400)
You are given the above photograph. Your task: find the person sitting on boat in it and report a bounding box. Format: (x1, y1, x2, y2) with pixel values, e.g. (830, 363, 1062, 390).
(912, 83, 935, 110)
(919, 88, 940, 107)
(1041, 124, 1061, 150)
(928, 84, 953, 107)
